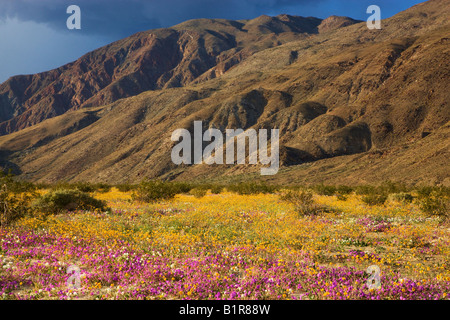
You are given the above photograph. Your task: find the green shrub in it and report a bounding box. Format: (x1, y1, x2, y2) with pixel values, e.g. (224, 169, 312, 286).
(314, 184, 337, 196)
(94, 183, 111, 193)
(416, 186, 434, 198)
(49, 182, 75, 191)
(190, 188, 207, 198)
(0, 171, 36, 193)
(280, 190, 323, 216)
(414, 187, 449, 223)
(228, 182, 277, 195)
(336, 185, 353, 195)
(361, 194, 388, 206)
(171, 182, 193, 194)
(416, 186, 450, 198)
(0, 184, 35, 226)
(0, 173, 37, 226)
(389, 192, 414, 203)
(210, 185, 224, 194)
(35, 182, 52, 190)
(440, 187, 450, 197)
(379, 181, 409, 194)
(132, 180, 180, 203)
(417, 193, 449, 223)
(74, 182, 96, 193)
(116, 184, 136, 192)
(355, 185, 377, 195)
(69, 182, 112, 193)
(33, 189, 108, 214)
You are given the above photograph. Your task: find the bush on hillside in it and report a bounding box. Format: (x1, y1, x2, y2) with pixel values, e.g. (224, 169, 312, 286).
(361, 193, 388, 206)
(190, 188, 208, 198)
(210, 184, 224, 194)
(171, 182, 193, 194)
(0, 172, 37, 226)
(116, 183, 138, 192)
(389, 192, 414, 203)
(314, 184, 337, 196)
(355, 185, 377, 196)
(336, 185, 354, 195)
(132, 180, 180, 203)
(0, 185, 35, 226)
(280, 189, 324, 216)
(32, 189, 108, 214)
(227, 182, 277, 195)
(0, 171, 36, 194)
(416, 190, 449, 223)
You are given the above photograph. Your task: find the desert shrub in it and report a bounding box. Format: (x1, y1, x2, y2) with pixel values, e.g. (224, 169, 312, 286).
(334, 185, 353, 201)
(73, 182, 96, 193)
(210, 184, 224, 194)
(171, 182, 193, 194)
(68, 182, 112, 193)
(0, 173, 37, 226)
(361, 193, 388, 206)
(190, 188, 207, 198)
(389, 192, 414, 203)
(418, 197, 447, 215)
(49, 182, 79, 192)
(314, 184, 337, 196)
(355, 185, 377, 195)
(132, 180, 180, 203)
(416, 186, 450, 198)
(379, 181, 410, 194)
(35, 182, 52, 190)
(282, 185, 303, 191)
(280, 190, 323, 216)
(94, 183, 111, 193)
(0, 184, 36, 226)
(0, 171, 36, 193)
(32, 189, 108, 214)
(440, 186, 450, 197)
(416, 187, 450, 222)
(116, 184, 136, 192)
(416, 186, 434, 198)
(416, 191, 449, 223)
(336, 185, 353, 195)
(227, 182, 277, 195)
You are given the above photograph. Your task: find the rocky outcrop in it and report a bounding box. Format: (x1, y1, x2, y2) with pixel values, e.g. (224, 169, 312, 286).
(318, 16, 361, 33)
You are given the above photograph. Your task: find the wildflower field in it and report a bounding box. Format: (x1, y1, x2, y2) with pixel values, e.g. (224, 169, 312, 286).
(1, 187, 449, 300)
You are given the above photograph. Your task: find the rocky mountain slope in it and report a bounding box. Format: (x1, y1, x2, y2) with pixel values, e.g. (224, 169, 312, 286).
(0, 0, 449, 185)
(0, 15, 331, 135)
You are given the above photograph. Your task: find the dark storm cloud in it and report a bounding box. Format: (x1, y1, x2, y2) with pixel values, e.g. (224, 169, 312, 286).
(0, 0, 322, 38)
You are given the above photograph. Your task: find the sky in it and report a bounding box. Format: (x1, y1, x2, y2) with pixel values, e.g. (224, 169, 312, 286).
(0, 0, 425, 83)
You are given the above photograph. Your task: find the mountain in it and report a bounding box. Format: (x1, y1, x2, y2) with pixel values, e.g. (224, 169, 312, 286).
(0, 15, 325, 135)
(0, 0, 449, 186)
(317, 16, 362, 33)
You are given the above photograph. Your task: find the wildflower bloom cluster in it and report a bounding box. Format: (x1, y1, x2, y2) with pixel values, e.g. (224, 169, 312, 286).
(0, 189, 449, 300)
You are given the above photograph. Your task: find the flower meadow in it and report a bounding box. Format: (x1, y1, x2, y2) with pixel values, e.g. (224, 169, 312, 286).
(0, 188, 449, 300)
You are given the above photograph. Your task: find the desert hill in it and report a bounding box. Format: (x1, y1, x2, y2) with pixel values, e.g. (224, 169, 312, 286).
(0, 0, 449, 185)
(0, 14, 331, 135)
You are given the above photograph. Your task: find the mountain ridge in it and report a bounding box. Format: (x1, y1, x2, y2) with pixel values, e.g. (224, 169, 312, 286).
(0, 0, 449, 185)
(0, 14, 346, 135)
